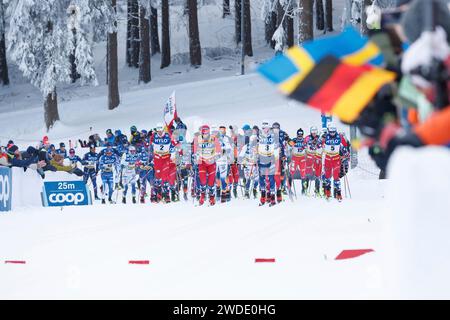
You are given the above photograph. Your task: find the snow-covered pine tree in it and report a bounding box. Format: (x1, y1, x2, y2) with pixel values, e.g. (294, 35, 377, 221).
(262, 0, 277, 48)
(8, 0, 115, 130)
(8, 0, 71, 130)
(271, 0, 294, 53)
(0, 0, 9, 85)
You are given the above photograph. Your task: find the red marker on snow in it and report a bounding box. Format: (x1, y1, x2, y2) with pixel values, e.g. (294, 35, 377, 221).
(4, 260, 26, 264)
(128, 260, 150, 265)
(335, 249, 374, 260)
(255, 258, 276, 263)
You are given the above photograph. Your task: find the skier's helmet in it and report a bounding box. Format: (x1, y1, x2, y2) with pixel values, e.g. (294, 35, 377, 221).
(272, 122, 281, 130)
(242, 124, 251, 131)
(297, 128, 304, 137)
(327, 123, 337, 135)
(130, 125, 137, 133)
(69, 148, 75, 155)
(60, 142, 65, 148)
(310, 126, 318, 136)
(106, 129, 113, 135)
(328, 127, 337, 135)
(200, 125, 210, 136)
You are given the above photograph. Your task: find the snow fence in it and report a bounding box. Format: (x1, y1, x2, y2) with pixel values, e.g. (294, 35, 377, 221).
(11, 168, 81, 209)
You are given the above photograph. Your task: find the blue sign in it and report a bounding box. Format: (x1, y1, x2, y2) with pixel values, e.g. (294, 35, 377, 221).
(0, 167, 12, 212)
(42, 181, 92, 207)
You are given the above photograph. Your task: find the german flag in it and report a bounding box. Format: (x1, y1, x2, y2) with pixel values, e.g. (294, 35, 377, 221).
(257, 27, 385, 95)
(288, 55, 396, 123)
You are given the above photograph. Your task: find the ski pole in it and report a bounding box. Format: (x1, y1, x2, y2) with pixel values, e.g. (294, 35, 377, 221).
(345, 174, 352, 199)
(343, 174, 348, 199)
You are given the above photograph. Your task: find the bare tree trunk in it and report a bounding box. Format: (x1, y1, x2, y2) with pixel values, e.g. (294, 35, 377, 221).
(126, 0, 131, 66)
(316, 0, 325, 30)
(264, 10, 277, 48)
(139, 5, 151, 84)
(243, 0, 252, 56)
(108, 0, 120, 110)
(150, 5, 160, 55)
(286, 11, 294, 47)
(269, 11, 277, 49)
(187, 0, 201, 67)
(130, 0, 140, 68)
(325, 0, 333, 32)
(360, 0, 371, 35)
(223, 0, 230, 18)
(69, 28, 81, 83)
(275, 1, 286, 53)
(0, 0, 9, 86)
(298, 0, 314, 44)
(160, 0, 171, 68)
(235, 0, 241, 44)
(44, 90, 59, 131)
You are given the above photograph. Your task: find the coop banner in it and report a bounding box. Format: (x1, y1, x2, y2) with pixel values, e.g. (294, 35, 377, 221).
(0, 167, 12, 212)
(42, 181, 92, 207)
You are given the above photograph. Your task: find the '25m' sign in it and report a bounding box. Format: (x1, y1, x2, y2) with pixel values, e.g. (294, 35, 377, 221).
(42, 181, 92, 207)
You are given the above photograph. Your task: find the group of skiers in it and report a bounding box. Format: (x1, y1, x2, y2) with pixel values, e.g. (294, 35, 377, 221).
(0, 118, 351, 206)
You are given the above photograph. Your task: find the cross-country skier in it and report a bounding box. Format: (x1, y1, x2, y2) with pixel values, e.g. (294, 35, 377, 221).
(238, 131, 259, 199)
(256, 121, 279, 206)
(323, 124, 346, 201)
(217, 126, 233, 203)
(272, 122, 290, 202)
(98, 147, 119, 204)
(305, 126, 323, 196)
(136, 145, 154, 204)
(288, 128, 308, 194)
(150, 123, 175, 203)
(82, 144, 99, 200)
(227, 125, 240, 199)
(173, 130, 192, 201)
(121, 145, 139, 204)
(194, 125, 221, 206)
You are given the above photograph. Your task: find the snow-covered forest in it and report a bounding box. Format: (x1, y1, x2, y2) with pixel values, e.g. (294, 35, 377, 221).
(0, 0, 384, 132)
